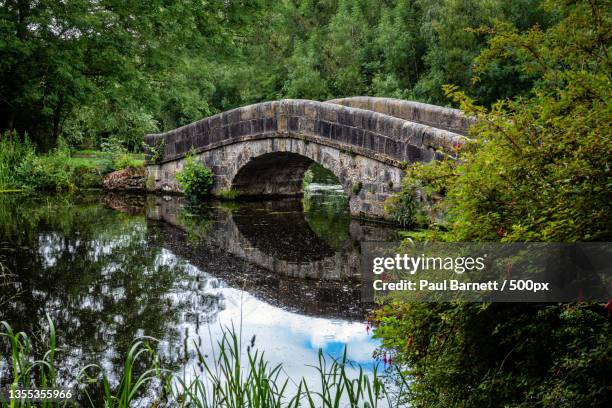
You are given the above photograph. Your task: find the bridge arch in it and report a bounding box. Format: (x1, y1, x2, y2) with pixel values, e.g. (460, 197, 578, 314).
(231, 152, 316, 197)
(207, 137, 402, 217)
(144, 98, 469, 220)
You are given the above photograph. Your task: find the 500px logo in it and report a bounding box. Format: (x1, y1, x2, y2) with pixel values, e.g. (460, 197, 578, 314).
(372, 253, 488, 275)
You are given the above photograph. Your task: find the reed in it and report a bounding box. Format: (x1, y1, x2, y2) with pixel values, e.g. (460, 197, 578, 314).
(1, 320, 401, 407)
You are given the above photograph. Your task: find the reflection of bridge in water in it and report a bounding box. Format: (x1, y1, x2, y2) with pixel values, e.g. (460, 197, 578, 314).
(132, 195, 399, 319)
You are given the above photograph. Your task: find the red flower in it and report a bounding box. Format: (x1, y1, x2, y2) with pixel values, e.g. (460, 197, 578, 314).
(497, 227, 507, 237)
(407, 336, 413, 348)
(604, 300, 612, 315)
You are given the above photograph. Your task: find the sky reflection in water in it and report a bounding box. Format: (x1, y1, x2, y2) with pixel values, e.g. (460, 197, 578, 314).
(160, 250, 379, 388)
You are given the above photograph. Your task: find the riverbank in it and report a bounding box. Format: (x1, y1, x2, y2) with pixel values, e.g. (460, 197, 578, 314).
(0, 135, 145, 193)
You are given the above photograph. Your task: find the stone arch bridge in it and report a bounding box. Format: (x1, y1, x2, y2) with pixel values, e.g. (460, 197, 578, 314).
(144, 96, 470, 219)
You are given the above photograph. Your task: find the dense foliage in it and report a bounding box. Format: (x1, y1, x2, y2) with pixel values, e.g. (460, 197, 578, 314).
(1, 0, 555, 152)
(392, 0, 611, 242)
(0, 0, 250, 150)
(375, 2, 611, 407)
(0, 133, 143, 192)
(373, 302, 610, 407)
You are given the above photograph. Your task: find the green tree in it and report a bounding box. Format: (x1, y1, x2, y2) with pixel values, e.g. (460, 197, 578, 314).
(413, 0, 553, 105)
(401, 0, 610, 242)
(0, 0, 241, 150)
(376, 2, 611, 406)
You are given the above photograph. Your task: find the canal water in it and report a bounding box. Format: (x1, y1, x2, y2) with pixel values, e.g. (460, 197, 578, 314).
(0, 169, 401, 402)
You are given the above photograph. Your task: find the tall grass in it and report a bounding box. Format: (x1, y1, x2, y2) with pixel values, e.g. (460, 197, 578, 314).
(0, 133, 75, 192)
(0, 132, 36, 191)
(0, 316, 60, 407)
(0, 319, 403, 407)
(78, 337, 166, 407)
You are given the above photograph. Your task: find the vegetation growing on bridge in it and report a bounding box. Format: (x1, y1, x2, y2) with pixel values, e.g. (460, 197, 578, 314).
(176, 150, 215, 201)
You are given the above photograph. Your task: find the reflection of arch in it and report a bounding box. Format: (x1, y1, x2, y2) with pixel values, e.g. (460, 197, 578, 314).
(230, 199, 335, 262)
(142, 195, 405, 317)
(145, 195, 396, 281)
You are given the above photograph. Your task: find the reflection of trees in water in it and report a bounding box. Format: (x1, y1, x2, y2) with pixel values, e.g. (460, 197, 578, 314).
(302, 162, 351, 250)
(176, 205, 216, 244)
(0, 194, 222, 390)
(303, 192, 350, 250)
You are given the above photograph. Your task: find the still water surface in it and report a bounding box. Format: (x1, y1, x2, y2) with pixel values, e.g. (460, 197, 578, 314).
(0, 181, 401, 399)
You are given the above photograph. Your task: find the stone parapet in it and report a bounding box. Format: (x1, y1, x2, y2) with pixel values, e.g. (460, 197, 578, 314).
(144, 99, 466, 165)
(327, 96, 474, 135)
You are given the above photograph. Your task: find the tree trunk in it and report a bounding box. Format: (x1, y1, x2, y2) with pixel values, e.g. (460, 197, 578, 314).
(50, 93, 65, 150)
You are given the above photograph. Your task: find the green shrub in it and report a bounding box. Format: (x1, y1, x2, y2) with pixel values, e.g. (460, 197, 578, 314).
(13, 147, 76, 192)
(375, 3, 612, 408)
(394, 1, 610, 242)
(384, 190, 426, 228)
(176, 150, 214, 200)
(149, 139, 166, 163)
(373, 302, 611, 408)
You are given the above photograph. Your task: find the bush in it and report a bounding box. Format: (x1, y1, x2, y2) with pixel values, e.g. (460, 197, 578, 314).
(396, 0, 611, 242)
(384, 188, 430, 228)
(376, 3, 612, 407)
(14, 149, 76, 192)
(373, 302, 611, 408)
(176, 150, 214, 200)
(0, 134, 76, 192)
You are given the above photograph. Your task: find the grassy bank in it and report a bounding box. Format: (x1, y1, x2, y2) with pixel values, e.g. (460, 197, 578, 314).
(0, 134, 144, 193)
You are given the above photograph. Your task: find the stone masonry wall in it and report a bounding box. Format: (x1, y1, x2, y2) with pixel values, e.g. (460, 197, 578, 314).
(143, 99, 466, 165)
(327, 96, 474, 136)
(146, 138, 404, 219)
